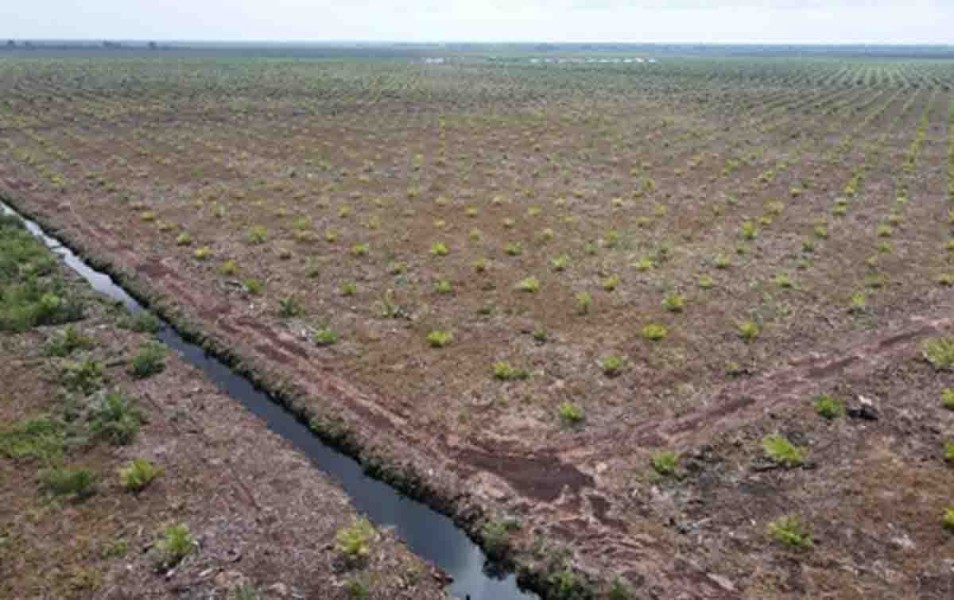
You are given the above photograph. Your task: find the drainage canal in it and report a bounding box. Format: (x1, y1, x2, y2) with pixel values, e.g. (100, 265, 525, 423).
(1, 200, 537, 600)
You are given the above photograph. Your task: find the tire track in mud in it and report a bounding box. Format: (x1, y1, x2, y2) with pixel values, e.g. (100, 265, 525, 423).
(567, 315, 953, 455)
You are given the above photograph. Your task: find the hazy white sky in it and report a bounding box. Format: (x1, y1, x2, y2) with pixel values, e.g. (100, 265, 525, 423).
(3, 1, 953, 44)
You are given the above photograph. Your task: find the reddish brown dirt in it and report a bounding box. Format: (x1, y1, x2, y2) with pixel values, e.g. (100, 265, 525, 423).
(2, 56, 953, 599)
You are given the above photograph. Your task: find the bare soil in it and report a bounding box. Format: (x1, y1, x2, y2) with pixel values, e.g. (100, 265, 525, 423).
(2, 56, 953, 598)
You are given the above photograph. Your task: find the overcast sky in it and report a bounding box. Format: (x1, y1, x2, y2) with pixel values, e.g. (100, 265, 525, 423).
(3, 1, 953, 44)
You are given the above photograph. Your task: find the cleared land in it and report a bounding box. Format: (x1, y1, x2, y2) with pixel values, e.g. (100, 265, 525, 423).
(1, 51, 953, 598)
(0, 215, 446, 598)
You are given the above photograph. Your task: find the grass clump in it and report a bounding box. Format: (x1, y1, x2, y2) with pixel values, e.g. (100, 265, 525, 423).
(218, 259, 239, 275)
(641, 323, 668, 341)
(922, 337, 954, 370)
(848, 292, 867, 314)
(88, 391, 144, 445)
(46, 324, 94, 357)
(43, 466, 97, 499)
(493, 361, 530, 381)
(516, 276, 541, 293)
(944, 508, 954, 532)
(124, 310, 161, 334)
(335, 518, 376, 565)
(558, 401, 585, 426)
(662, 292, 685, 313)
(119, 458, 162, 492)
(426, 330, 453, 348)
(575, 291, 592, 315)
(278, 296, 302, 318)
(737, 320, 760, 342)
(767, 515, 813, 548)
(155, 524, 194, 570)
(942, 389, 954, 410)
(430, 241, 449, 256)
(600, 354, 626, 377)
(129, 341, 167, 379)
(762, 434, 807, 468)
(62, 358, 105, 394)
(245, 225, 268, 244)
(243, 278, 263, 295)
(651, 450, 679, 477)
(601, 275, 620, 292)
(814, 395, 844, 420)
(481, 518, 520, 559)
(313, 326, 338, 346)
(0, 417, 66, 463)
(505, 242, 523, 256)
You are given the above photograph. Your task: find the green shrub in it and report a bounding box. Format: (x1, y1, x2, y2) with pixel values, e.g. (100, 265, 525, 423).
(62, 358, 105, 394)
(516, 277, 541, 293)
(740, 221, 758, 240)
(419, 325, 452, 347)
(767, 515, 813, 548)
(313, 327, 338, 346)
(849, 292, 867, 314)
(944, 508, 954, 532)
(600, 355, 625, 377)
(651, 450, 678, 476)
(218, 259, 239, 276)
(738, 320, 760, 342)
(155, 524, 194, 569)
(493, 362, 529, 381)
(774, 273, 793, 289)
(0, 417, 66, 463)
(944, 441, 954, 463)
(175, 232, 192, 246)
(246, 226, 268, 244)
(278, 296, 302, 318)
(119, 458, 162, 492)
(714, 254, 732, 269)
(434, 279, 453, 294)
(88, 391, 144, 445)
(125, 310, 161, 334)
(942, 389, 954, 410)
(243, 278, 264, 295)
(814, 395, 843, 420)
(601, 275, 620, 292)
(762, 434, 806, 468)
(641, 323, 668, 341)
(193, 246, 212, 260)
(345, 578, 370, 600)
(430, 241, 449, 256)
(550, 254, 570, 272)
(481, 518, 520, 559)
(505, 242, 523, 256)
(335, 518, 376, 565)
(922, 337, 954, 370)
(44, 466, 97, 499)
(558, 401, 585, 426)
(46, 325, 94, 356)
(129, 341, 167, 379)
(662, 292, 685, 313)
(575, 291, 592, 315)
